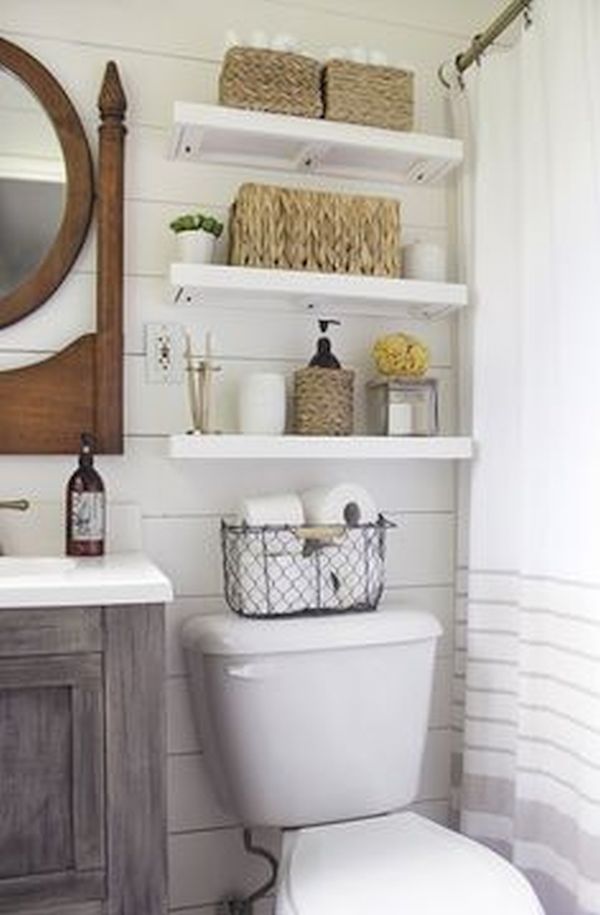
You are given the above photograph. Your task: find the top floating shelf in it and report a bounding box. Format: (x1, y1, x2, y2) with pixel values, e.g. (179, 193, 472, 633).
(170, 103, 463, 186)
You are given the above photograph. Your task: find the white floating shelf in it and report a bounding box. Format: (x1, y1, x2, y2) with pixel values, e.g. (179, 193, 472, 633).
(171, 103, 463, 186)
(169, 434, 473, 461)
(171, 264, 467, 320)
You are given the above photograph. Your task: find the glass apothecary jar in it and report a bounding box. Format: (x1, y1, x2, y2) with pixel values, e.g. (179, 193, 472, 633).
(366, 378, 439, 436)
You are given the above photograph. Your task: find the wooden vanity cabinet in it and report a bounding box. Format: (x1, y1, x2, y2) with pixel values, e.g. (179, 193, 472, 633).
(0, 604, 166, 915)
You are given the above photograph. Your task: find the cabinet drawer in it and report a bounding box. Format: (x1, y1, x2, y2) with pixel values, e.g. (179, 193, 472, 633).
(0, 608, 101, 656)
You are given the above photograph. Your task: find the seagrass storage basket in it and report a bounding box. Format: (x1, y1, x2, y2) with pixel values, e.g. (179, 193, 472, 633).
(294, 366, 354, 436)
(323, 59, 414, 131)
(229, 183, 401, 277)
(219, 46, 323, 118)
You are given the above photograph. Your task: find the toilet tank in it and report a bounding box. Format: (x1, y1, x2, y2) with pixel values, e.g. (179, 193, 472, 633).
(182, 608, 441, 828)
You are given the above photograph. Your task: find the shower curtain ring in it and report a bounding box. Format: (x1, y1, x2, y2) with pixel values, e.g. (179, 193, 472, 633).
(523, 3, 533, 29)
(437, 61, 452, 90)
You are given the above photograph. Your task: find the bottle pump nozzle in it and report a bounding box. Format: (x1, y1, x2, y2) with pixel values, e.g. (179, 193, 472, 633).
(309, 319, 342, 369)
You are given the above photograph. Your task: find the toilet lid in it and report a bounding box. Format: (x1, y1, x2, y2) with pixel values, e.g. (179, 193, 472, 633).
(281, 812, 543, 915)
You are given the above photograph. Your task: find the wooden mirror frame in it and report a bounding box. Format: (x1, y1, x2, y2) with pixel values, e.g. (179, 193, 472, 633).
(0, 37, 94, 328)
(0, 51, 126, 455)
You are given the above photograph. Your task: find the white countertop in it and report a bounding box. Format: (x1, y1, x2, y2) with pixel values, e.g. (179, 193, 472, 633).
(0, 552, 173, 609)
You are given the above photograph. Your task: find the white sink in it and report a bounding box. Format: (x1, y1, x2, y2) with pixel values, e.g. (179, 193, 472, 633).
(0, 553, 173, 608)
(0, 557, 77, 577)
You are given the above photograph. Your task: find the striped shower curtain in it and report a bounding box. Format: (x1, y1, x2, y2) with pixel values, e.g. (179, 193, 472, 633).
(450, 3, 600, 914)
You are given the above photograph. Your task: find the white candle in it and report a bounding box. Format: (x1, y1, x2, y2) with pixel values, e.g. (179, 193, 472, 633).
(388, 403, 413, 436)
(402, 242, 447, 282)
(238, 373, 287, 435)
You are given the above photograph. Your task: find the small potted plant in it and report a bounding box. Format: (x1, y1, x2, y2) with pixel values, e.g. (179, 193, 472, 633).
(170, 211, 224, 264)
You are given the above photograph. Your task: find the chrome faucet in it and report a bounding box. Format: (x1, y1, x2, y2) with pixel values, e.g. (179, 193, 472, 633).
(0, 499, 30, 555)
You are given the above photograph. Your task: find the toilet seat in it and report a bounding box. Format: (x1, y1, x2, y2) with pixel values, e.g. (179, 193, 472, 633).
(275, 812, 544, 915)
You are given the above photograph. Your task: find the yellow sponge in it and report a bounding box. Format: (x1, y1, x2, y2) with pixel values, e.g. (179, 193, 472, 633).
(372, 332, 430, 377)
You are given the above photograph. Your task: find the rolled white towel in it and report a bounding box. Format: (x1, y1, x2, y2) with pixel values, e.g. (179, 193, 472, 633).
(369, 49, 388, 66)
(271, 33, 295, 51)
(250, 29, 269, 48)
(350, 46, 368, 64)
(224, 29, 240, 50)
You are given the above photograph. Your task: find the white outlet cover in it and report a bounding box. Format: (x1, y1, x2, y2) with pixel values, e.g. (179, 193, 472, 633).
(145, 322, 186, 384)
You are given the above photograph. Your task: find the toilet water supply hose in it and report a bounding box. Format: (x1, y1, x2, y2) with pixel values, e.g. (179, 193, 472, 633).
(220, 828, 279, 915)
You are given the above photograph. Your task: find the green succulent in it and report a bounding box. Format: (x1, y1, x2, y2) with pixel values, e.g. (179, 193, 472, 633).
(169, 212, 224, 238)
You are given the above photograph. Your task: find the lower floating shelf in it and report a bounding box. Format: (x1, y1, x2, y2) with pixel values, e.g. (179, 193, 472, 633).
(168, 434, 473, 461)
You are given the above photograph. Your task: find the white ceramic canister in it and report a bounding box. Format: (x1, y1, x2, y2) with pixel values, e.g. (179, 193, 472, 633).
(238, 373, 287, 435)
(176, 230, 216, 264)
(402, 241, 447, 282)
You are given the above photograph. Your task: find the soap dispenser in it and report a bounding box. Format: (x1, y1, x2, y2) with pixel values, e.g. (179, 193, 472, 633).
(309, 319, 342, 369)
(293, 318, 355, 436)
(66, 433, 106, 557)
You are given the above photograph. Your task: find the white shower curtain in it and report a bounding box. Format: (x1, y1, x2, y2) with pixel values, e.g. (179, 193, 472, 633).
(451, 3, 600, 914)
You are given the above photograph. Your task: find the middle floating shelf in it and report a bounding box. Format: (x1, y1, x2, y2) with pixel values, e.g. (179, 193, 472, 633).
(169, 434, 474, 461)
(170, 264, 468, 320)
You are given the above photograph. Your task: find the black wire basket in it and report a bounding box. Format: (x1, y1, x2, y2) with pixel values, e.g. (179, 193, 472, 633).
(221, 516, 393, 619)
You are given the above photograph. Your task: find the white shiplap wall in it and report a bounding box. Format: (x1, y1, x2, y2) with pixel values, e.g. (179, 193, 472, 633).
(0, 1, 497, 911)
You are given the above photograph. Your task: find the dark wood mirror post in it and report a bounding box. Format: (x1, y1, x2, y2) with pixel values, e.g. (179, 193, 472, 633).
(0, 55, 126, 454)
(96, 62, 126, 454)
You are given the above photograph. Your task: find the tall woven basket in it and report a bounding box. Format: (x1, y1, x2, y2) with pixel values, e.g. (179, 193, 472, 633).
(324, 59, 414, 131)
(294, 367, 354, 436)
(229, 183, 401, 278)
(219, 46, 323, 118)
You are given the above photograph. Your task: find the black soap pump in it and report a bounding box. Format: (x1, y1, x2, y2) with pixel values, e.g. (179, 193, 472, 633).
(309, 319, 342, 369)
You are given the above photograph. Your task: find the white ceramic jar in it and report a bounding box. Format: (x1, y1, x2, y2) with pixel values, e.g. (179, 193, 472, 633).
(402, 241, 447, 282)
(238, 373, 287, 435)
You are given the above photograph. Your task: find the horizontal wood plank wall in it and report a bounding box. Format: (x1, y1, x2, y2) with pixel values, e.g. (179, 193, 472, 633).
(0, 0, 497, 910)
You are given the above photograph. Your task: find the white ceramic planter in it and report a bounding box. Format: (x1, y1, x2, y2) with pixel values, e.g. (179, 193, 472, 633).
(176, 230, 216, 264)
(401, 242, 447, 281)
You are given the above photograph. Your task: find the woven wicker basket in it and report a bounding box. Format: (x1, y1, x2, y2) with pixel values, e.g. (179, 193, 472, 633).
(324, 59, 414, 132)
(219, 46, 323, 118)
(229, 183, 401, 278)
(294, 367, 354, 436)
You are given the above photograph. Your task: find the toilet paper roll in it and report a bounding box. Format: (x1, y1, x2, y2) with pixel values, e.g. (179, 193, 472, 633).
(240, 492, 305, 527)
(237, 550, 317, 615)
(320, 530, 383, 610)
(301, 484, 378, 527)
(402, 242, 447, 282)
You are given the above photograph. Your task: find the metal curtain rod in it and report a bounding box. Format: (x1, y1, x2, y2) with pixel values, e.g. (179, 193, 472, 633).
(439, 0, 533, 87)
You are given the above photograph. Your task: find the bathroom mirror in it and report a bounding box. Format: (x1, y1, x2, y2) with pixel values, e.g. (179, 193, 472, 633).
(0, 43, 126, 455)
(0, 37, 93, 329)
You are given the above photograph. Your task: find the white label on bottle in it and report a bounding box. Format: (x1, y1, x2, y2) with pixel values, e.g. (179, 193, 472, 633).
(71, 493, 105, 542)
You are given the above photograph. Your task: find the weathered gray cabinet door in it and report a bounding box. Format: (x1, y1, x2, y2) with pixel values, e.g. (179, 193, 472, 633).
(0, 604, 167, 915)
(0, 611, 104, 911)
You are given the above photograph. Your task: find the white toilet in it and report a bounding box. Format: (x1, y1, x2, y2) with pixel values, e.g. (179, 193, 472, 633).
(183, 608, 544, 914)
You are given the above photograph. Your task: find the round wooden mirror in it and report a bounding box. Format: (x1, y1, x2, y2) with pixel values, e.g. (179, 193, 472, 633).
(0, 37, 93, 329)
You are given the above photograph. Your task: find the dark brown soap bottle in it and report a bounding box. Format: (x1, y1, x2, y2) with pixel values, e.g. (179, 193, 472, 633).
(66, 433, 105, 557)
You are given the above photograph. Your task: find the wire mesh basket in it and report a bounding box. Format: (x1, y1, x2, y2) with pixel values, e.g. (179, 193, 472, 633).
(221, 517, 393, 618)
